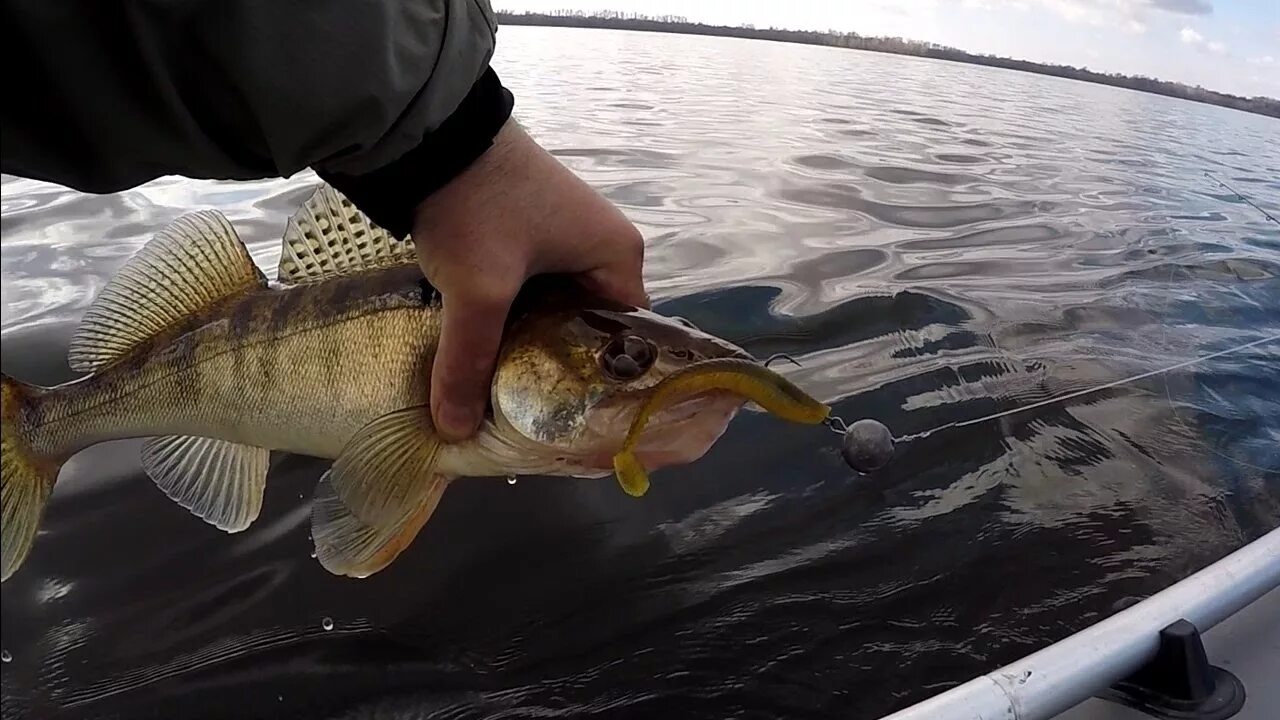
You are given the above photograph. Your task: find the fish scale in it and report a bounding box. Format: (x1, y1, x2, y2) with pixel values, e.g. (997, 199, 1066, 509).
(31, 270, 435, 460)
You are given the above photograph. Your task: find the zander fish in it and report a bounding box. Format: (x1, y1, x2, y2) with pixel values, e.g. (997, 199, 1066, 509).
(1, 185, 757, 581)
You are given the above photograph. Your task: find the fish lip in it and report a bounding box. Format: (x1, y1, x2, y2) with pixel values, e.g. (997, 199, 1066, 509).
(582, 390, 746, 470)
(650, 388, 743, 424)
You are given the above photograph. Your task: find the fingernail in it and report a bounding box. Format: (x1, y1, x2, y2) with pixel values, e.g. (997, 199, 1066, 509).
(437, 401, 481, 440)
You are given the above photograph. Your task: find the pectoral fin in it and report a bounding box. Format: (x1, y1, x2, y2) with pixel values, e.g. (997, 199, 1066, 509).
(141, 435, 270, 532)
(326, 406, 442, 529)
(310, 471, 452, 578)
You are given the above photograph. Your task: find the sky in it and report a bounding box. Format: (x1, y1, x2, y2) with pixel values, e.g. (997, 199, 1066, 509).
(496, 1, 1279, 99)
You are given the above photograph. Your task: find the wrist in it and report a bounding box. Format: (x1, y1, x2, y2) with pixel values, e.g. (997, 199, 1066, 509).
(317, 66, 515, 239)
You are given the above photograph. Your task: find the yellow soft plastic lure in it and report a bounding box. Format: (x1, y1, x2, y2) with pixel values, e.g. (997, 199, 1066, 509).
(612, 358, 830, 497)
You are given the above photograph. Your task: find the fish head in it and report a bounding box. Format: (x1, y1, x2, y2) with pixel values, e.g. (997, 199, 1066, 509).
(491, 280, 752, 474)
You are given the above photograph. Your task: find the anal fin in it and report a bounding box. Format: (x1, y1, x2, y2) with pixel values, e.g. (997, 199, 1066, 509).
(141, 436, 270, 532)
(311, 471, 452, 578)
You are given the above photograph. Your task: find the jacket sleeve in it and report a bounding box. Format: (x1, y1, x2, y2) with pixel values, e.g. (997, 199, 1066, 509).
(1, 0, 513, 238)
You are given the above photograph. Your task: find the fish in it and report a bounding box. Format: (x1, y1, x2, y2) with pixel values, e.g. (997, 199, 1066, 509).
(1, 184, 756, 582)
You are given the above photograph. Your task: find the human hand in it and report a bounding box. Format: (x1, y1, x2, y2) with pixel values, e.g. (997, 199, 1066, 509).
(411, 119, 649, 442)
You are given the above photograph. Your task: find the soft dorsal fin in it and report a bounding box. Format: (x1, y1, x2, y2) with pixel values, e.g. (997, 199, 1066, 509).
(68, 211, 266, 373)
(277, 184, 418, 285)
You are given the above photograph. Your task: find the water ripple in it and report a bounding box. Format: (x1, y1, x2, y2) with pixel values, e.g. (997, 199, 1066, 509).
(3, 25, 1278, 720)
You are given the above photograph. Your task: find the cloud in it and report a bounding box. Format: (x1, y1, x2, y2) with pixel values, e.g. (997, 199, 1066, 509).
(1038, 0, 1211, 20)
(1027, 0, 1210, 34)
(1147, 0, 1211, 15)
(1179, 25, 1228, 55)
(1247, 55, 1275, 65)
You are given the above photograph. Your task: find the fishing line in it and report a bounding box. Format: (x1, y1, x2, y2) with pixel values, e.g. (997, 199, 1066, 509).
(1203, 171, 1279, 224)
(894, 334, 1274, 441)
(825, 333, 1279, 473)
(824, 171, 1280, 473)
(1153, 176, 1279, 474)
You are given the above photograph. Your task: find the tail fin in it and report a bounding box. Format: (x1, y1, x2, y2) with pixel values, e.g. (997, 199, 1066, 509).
(2, 374, 61, 582)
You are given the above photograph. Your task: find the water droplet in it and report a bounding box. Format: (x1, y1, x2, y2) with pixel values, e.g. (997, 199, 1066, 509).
(1, 649, 11, 663)
(506, 475, 518, 485)
(321, 617, 334, 631)
(309, 550, 317, 559)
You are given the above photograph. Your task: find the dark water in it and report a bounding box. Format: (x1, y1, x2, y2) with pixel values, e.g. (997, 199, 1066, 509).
(3, 27, 1279, 720)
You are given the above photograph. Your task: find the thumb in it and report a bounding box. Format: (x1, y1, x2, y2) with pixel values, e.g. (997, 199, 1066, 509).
(579, 249, 650, 310)
(430, 283, 516, 442)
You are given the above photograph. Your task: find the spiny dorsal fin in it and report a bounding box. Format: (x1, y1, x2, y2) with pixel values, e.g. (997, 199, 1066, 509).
(68, 211, 266, 373)
(277, 184, 417, 285)
(140, 435, 271, 532)
(311, 471, 451, 578)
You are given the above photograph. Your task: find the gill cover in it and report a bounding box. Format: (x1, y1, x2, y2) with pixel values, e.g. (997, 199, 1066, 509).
(491, 278, 755, 452)
(491, 340, 599, 448)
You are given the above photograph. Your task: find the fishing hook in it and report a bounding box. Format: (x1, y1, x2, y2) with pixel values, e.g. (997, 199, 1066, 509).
(764, 353, 802, 368)
(824, 415, 849, 435)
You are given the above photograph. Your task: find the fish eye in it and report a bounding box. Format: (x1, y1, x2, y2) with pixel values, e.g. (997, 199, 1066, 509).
(601, 334, 656, 381)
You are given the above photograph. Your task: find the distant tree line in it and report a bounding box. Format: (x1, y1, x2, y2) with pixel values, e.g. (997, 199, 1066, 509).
(497, 10, 1280, 119)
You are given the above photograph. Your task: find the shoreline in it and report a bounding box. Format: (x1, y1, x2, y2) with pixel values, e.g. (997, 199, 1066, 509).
(497, 13, 1280, 120)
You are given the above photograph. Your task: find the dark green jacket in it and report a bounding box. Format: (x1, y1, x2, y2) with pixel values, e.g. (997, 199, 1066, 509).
(2, 0, 513, 237)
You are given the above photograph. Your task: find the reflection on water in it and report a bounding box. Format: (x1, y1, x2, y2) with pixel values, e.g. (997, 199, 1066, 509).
(2, 26, 1278, 720)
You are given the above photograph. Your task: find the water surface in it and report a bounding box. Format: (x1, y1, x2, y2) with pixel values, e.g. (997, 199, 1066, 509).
(2, 26, 1278, 720)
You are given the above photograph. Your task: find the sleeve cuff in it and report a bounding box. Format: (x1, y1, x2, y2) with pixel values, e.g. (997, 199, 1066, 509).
(317, 66, 515, 239)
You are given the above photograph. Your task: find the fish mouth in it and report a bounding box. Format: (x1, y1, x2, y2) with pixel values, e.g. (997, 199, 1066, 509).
(584, 390, 746, 471)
